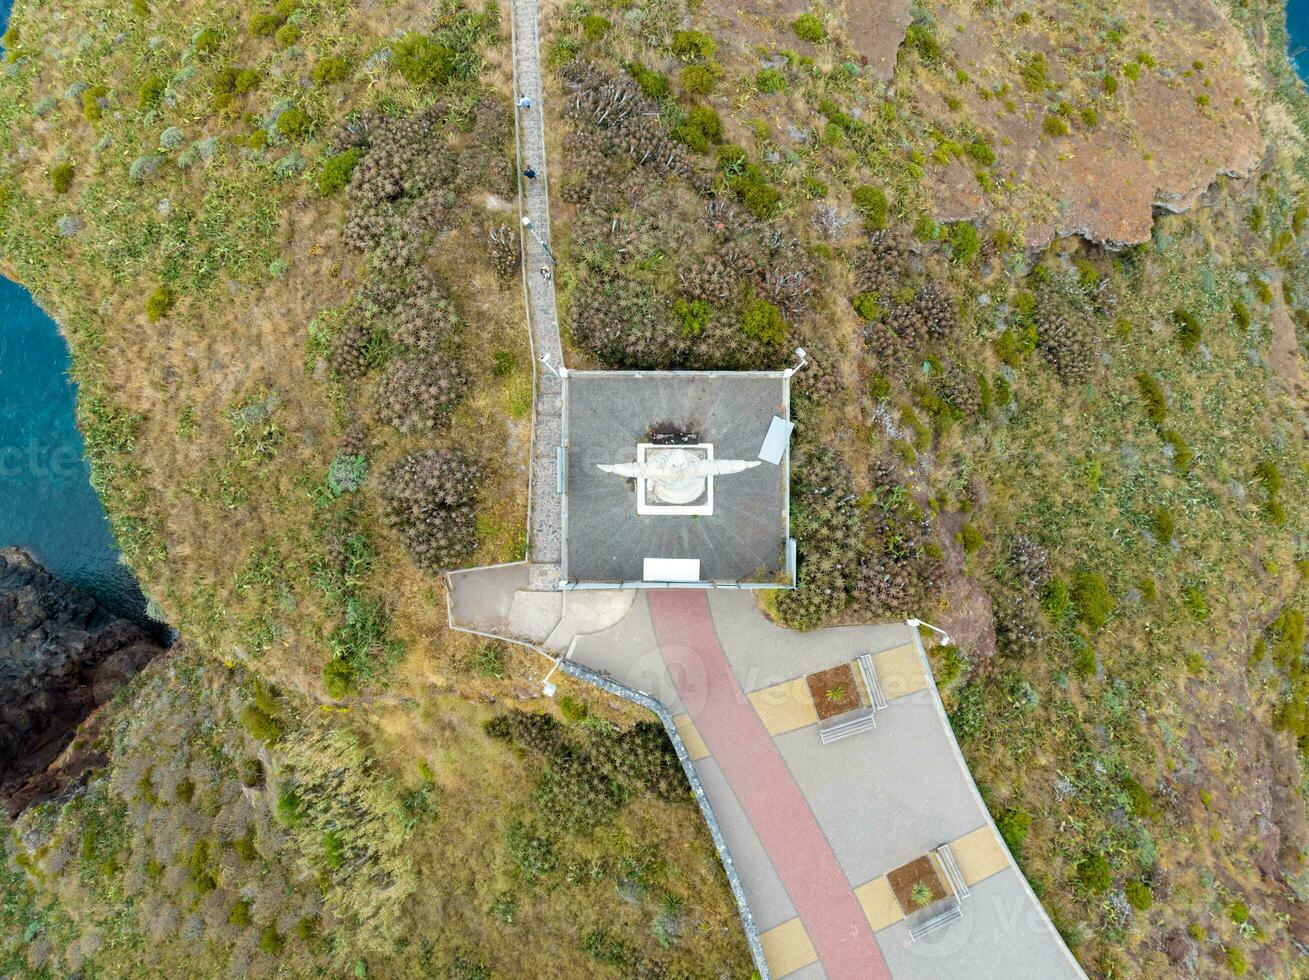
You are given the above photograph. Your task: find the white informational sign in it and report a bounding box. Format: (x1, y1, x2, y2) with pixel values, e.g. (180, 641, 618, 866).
(643, 558, 702, 582)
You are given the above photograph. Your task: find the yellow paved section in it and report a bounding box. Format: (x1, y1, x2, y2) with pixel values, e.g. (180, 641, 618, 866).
(855, 875, 903, 932)
(759, 917, 817, 976)
(872, 642, 928, 699)
(748, 678, 819, 735)
(672, 713, 709, 761)
(951, 824, 1010, 886)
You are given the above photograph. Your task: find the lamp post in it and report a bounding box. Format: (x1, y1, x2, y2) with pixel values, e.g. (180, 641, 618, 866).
(521, 215, 557, 266)
(907, 617, 952, 646)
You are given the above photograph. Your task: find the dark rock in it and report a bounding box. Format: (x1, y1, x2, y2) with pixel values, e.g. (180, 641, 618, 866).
(0, 547, 166, 813)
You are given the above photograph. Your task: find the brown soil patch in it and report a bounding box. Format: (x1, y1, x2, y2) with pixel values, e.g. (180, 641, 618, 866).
(920, 0, 1264, 247)
(805, 663, 862, 720)
(843, 0, 914, 82)
(887, 854, 948, 913)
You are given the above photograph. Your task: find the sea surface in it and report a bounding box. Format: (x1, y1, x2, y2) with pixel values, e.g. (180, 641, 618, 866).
(0, 0, 154, 625)
(1292, 0, 1309, 81)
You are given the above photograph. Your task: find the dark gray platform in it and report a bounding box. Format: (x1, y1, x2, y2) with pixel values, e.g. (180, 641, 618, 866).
(562, 372, 789, 585)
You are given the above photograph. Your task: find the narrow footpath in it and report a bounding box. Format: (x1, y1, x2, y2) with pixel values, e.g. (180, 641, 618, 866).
(507, 0, 564, 589)
(647, 590, 892, 980)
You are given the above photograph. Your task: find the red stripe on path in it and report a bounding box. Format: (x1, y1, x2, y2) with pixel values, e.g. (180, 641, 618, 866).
(647, 591, 891, 980)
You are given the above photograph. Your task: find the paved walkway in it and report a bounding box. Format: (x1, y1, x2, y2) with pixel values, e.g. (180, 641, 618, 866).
(507, 0, 564, 589)
(648, 591, 891, 980)
(571, 592, 1084, 980)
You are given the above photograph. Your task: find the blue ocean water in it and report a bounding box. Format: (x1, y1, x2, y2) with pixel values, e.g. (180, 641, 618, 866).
(1, 0, 155, 625)
(0, 278, 153, 624)
(1292, 0, 1309, 81)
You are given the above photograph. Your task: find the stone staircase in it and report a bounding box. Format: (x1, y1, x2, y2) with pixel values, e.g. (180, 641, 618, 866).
(508, 0, 565, 593)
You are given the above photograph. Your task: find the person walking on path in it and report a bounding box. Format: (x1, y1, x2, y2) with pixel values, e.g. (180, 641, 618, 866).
(517, 95, 532, 110)
(523, 167, 537, 179)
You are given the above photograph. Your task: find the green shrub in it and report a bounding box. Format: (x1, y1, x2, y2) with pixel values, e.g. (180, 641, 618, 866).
(1042, 115, 1070, 137)
(276, 107, 310, 138)
(559, 696, 588, 722)
(175, 778, 195, 804)
(1125, 880, 1152, 911)
(674, 105, 723, 152)
(240, 703, 284, 743)
(679, 63, 720, 94)
(323, 657, 357, 699)
(1182, 584, 1209, 620)
(1254, 460, 1282, 497)
(948, 222, 980, 264)
(1134, 372, 1166, 424)
(965, 140, 996, 166)
(393, 32, 455, 87)
(312, 55, 351, 85)
(1077, 853, 1111, 893)
(903, 19, 941, 64)
(1071, 572, 1114, 630)
(1228, 901, 1249, 924)
(139, 75, 166, 108)
(50, 163, 74, 194)
(1225, 946, 1248, 975)
(627, 62, 669, 99)
(317, 147, 362, 195)
(958, 524, 983, 554)
(275, 786, 304, 825)
(1103, 72, 1118, 95)
(996, 808, 1031, 854)
(1173, 308, 1202, 351)
(230, 899, 252, 927)
(81, 85, 109, 123)
(492, 350, 516, 377)
(194, 28, 220, 55)
(851, 292, 881, 321)
(580, 14, 611, 39)
(1149, 506, 1174, 544)
(852, 184, 888, 231)
(1020, 52, 1048, 91)
(1160, 429, 1192, 471)
(670, 29, 716, 61)
(275, 22, 300, 48)
(240, 758, 264, 787)
(729, 170, 781, 219)
(934, 644, 966, 686)
(260, 926, 284, 955)
(249, 12, 284, 36)
(323, 830, 345, 870)
(1121, 776, 1152, 817)
(740, 298, 786, 347)
(145, 286, 176, 323)
(756, 68, 787, 93)
(672, 297, 712, 336)
(791, 13, 826, 43)
(233, 832, 257, 860)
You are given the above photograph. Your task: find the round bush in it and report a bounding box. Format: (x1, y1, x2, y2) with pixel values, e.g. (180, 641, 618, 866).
(145, 285, 176, 322)
(275, 106, 311, 139)
(791, 13, 827, 42)
(50, 163, 74, 194)
(381, 449, 481, 571)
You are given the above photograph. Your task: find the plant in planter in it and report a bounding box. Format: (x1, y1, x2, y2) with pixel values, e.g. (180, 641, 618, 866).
(806, 663, 863, 720)
(887, 854, 948, 915)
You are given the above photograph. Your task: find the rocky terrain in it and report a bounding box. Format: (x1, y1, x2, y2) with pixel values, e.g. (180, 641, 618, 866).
(0, 548, 165, 814)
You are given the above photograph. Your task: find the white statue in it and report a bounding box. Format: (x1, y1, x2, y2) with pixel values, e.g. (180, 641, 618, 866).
(598, 447, 759, 506)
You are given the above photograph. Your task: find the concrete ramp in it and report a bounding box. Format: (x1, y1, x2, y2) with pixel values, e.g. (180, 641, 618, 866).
(446, 562, 530, 637)
(507, 589, 564, 643)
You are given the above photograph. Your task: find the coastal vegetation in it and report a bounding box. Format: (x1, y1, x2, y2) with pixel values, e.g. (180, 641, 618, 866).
(0, 0, 1306, 973)
(0, 0, 748, 974)
(544, 0, 1309, 972)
